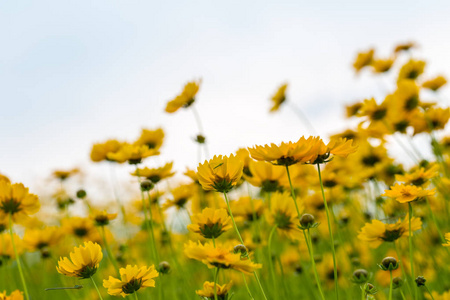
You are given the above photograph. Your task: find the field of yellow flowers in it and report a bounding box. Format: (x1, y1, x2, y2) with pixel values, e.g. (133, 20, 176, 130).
(1, 42, 450, 300)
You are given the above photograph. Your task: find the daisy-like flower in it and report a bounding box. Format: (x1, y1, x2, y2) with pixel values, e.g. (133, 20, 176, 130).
(90, 210, 118, 226)
(52, 168, 79, 181)
(134, 128, 165, 150)
(266, 192, 302, 240)
(0, 232, 24, 259)
(382, 183, 436, 203)
(443, 233, 450, 247)
(422, 76, 447, 91)
(196, 281, 232, 300)
(395, 165, 438, 187)
(56, 241, 103, 278)
(371, 58, 394, 73)
(397, 59, 426, 82)
(103, 265, 159, 297)
(23, 227, 63, 253)
(163, 184, 195, 210)
(244, 160, 289, 193)
(90, 139, 123, 162)
(394, 42, 416, 53)
(269, 83, 288, 112)
(131, 162, 175, 183)
(106, 143, 159, 164)
(165, 80, 201, 113)
(0, 290, 23, 300)
(184, 241, 262, 274)
(0, 182, 40, 223)
(231, 196, 264, 223)
(187, 207, 232, 239)
(353, 49, 374, 72)
(358, 214, 422, 248)
(197, 155, 243, 193)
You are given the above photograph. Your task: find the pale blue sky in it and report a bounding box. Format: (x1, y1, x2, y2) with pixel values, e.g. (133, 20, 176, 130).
(1, 1, 450, 192)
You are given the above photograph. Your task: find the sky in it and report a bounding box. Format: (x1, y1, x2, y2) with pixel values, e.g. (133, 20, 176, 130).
(1, 0, 450, 194)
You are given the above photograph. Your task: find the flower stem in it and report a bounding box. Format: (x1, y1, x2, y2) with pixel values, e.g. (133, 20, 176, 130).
(224, 192, 268, 300)
(408, 203, 417, 300)
(268, 226, 279, 300)
(134, 292, 139, 300)
(285, 165, 301, 217)
(388, 270, 393, 300)
(9, 214, 30, 300)
(213, 267, 219, 300)
(316, 163, 339, 300)
(242, 273, 255, 299)
(100, 226, 120, 277)
(303, 229, 326, 300)
(425, 286, 435, 300)
(146, 191, 161, 263)
(393, 242, 413, 295)
(90, 276, 104, 300)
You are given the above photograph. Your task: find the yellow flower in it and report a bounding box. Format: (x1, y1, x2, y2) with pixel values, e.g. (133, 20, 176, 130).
(134, 128, 164, 150)
(23, 227, 63, 252)
(131, 162, 175, 183)
(394, 42, 416, 53)
(231, 196, 264, 223)
(197, 155, 243, 193)
(443, 233, 450, 247)
(0, 182, 40, 223)
(306, 137, 358, 164)
(184, 240, 262, 274)
(56, 241, 103, 278)
(165, 80, 201, 113)
(346, 102, 363, 118)
(269, 83, 288, 112)
(52, 168, 79, 181)
(393, 80, 420, 112)
(90, 210, 118, 226)
(0, 290, 23, 300)
(106, 143, 159, 164)
(62, 217, 97, 240)
(163, 184, 195, 210)
(427, 290, 450, 300)
(371, 58, 394, 73)
(422, 76, 447, 91)
(353, 49, 374, 72)
(398, 59, 426, 82)
(395, 164, 438, 187)
(103, 265, 159, 297)
(244, 160, 289, 192)
(358, 214, 422, 248)
(0, 232, 24, 259)
(187, 207, 232, 239)
(90, 139, 123, 162)
(196, 281, 233, 299)
(382, 183, 436, 203)
(267, 192, 302, 240)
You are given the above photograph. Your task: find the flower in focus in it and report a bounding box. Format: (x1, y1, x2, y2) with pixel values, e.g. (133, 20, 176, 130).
(103, 265, 159, 297)
(196, 281, 232, 299)
(134, 128, 165, 150)
(422, 76, 447, 91)
(56, 241, 103, 278)
(269, 83, 288, 112)
(131, 162, 175, 183)
(382, 184, 436, 203)
(90, 139, 123, 162)
(443, 233, 450, 247)
(197, 155, 243, 193)
(0, 182, 40, 223)
(358, 214, 422, 248)
(165, 80, 201, 113)
(106, 143, 159, 164)
(353, 49, 374, 72)
(187, 207, 232, 239)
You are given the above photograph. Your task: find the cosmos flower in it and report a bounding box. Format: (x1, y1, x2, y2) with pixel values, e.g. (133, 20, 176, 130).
(90, 139, 123, 162)
(266, 192, 302, 240)
(196, 281, 233, 299)
(131, 162, 175, 183)
(382, 184, 436, 203)
(0, 182, 40, 223)
(163, 184, 195, 210)
(56, 241, 103, 278)
(197, 155, 243, 193)
(106, 143, 159, 164)
(134, 128, 165, 150)
(187, 207, 232, 239)
(165, 80, 201, 113)
(422, 76, 447, 91)
(90, 210, 118, 226)
(358, 214, 422, 248)
(23, 227, 63, 252)
(103, 265, 159, 297)
(397, 59, 426, 82)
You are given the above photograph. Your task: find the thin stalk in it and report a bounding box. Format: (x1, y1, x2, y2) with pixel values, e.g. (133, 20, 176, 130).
(134, 292, 139, 300)
(425, 286, 435, 300)
(242, 273, 255, 299)
(9, 214, 30, 300)
(268, 226, 279, 300)
(191, 106, 210, 159)
(361, 286, 365, 300)
(393, 242, 413, 295)
(90, 276, 104, 300)
(408, 203, 417, 300)
(303, 229, 326, 300)
(285, 165, 301, 217)
(400, 290, 407, 300)
(213, 268, 219, 300)
(316, 164, 339, 300)
(100, 226, 120, 277)
(388, 270, 393, 300)
(146, 191, 161, 262)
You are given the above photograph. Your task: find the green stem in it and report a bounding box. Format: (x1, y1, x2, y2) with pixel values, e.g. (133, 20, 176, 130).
(253, 271, 268, 300)
(400, 289, 407, 300)
(361, 285, 365, 300)
(213, 268, 219, 300)
(393, 242, 413, 295)
(146, 191, 161, 262)
(90, 276, 104, 300)
(389, 270, 393, 300)
(9, 214, 30, 300)
(268, 226, 279, 300)
(316, 163, 339, 300)
(100, 226, 120, 277)
(242, 273, 255, 299)
(408, 203, 417, 300)
(285, 165, 301, 217)
(303, 229, 326, 300)
(134, 291, 139, 300)
(425, 286, 435, 300)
